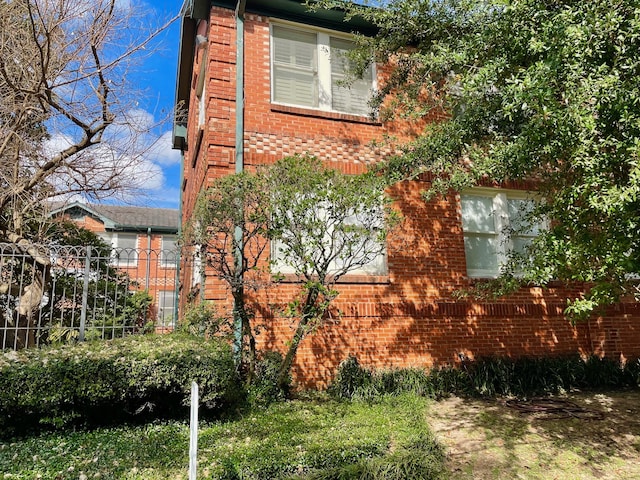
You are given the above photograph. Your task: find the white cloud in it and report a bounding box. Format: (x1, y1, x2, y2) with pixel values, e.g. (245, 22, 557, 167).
(42, 107, 180, 207)
(150, 131, 182, 166)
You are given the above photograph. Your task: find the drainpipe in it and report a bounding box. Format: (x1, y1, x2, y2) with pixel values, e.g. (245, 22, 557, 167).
(233, 0, 247, 363)
(146, 227, 152, 290)
(176, 153, 184, 325)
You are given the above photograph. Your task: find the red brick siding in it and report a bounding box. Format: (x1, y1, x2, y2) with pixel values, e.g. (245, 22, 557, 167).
(181, 9, 640, 389)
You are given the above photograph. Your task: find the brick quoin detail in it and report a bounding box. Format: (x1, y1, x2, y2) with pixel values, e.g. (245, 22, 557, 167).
(179, 7, 640, 389)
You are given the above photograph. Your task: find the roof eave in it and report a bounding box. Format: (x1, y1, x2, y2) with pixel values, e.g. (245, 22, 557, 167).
(173, 0, 209, 150)
(172, 0, 377, 150)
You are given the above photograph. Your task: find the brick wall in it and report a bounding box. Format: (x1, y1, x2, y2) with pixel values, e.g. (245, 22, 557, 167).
(183, 8, 640, 389)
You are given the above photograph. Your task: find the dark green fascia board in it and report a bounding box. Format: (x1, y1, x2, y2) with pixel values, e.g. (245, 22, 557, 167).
(49, 202, 118, 229)
(212, 0, 378, 35)
(172, 0, 377, 149)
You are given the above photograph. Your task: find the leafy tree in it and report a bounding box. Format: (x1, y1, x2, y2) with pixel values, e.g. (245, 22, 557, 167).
(269, 155, 398, 388)
(0, 0, 173, 336)
(186, 171, 272, 379)
(317, 0, 640, 318)
(190, 156, 397, 387)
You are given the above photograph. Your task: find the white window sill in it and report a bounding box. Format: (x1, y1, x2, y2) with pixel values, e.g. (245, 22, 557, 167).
(270, 103, 381, 125)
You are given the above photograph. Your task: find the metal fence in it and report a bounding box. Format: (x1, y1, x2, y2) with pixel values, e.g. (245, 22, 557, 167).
(0, 243, 180, 350)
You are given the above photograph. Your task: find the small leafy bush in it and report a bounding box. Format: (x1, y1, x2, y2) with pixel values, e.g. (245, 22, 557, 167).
(327, 355, 373, 399)
(180, 301, 232, 338)
(0, 334, 243, 437)
(330, 354, 640, 401)
(247, 350, 290, 407)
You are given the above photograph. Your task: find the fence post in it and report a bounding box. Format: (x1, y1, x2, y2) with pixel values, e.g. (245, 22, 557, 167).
(189, 381, 199, 480)
(78, 245, 91, 342)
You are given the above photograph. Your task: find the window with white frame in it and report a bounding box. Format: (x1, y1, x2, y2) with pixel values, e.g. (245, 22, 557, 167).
(110, 233, 138, 267)
(160, 235, 178, 268)
(271, 202, 387, 277)
(271, 24, 374, 116)
(461, 191, 541, 278)
(157, 290, 176, 328)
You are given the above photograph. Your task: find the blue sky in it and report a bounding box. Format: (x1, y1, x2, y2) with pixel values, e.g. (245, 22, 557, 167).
(128, 0, 183, 210)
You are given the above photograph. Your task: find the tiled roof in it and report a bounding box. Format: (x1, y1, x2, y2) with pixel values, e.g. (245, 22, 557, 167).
(50, 202, 179, 231)
(90, 204, 179, 230)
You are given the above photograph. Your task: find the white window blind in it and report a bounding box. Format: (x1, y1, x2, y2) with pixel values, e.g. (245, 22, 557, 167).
(272, 26, 317, 108)
(160, 235, 178, 267)
(114, 233, 138, 267)
(271, 24, 374, 116)
(272, 201, 386, 277)
(330, 37, 372, 116)
(461, 195, 500, 278)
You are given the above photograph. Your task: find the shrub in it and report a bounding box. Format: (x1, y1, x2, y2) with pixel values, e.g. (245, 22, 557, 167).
(247, 350, 290, 407)
(330, 354, 640, 401)
(0, 334, 243, 437)
(328, 355, 373, 399)
(180, 301, 232, 338)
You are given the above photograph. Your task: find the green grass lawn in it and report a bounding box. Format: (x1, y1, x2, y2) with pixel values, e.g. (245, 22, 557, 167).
(0, 394, 445, 480)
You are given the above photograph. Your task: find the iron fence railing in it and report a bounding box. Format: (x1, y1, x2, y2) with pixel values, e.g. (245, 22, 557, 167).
(0, 243, 180, 350)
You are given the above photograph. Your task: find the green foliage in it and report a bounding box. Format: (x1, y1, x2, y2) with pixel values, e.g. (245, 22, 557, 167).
(269, 155, 399, 387)
(188, 171, 272, 292)
(330, 355, 640, 400)
(247, 351, 291, 407)
(180, 301, 232, 338)
(0, 395, 446, 480)
(0, 334, 243, 437)
(269, 155, 398, 282)
(319, 0, 640, 318)
(203, 394, 445, 480)
(189, 154, 399, 388)
(328, 355, 373, 399)
(187, 170, 273, 376)
(41, 221, 153, 343)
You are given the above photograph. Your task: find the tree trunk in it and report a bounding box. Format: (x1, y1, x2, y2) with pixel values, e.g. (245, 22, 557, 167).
(277, 287, 320, 389)
(1, 234, 51, 348)
(232, 287, 256, 382)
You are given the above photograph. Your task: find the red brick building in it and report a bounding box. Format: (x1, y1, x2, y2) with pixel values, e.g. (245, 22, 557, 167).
(173, 0, 640, 388)
(50, 202, 180, 330)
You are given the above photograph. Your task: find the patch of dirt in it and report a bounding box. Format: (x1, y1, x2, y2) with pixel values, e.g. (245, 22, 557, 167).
(428, 391, 640, 479)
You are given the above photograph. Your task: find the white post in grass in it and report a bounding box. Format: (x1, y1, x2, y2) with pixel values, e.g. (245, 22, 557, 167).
(189, 381, 199, 480)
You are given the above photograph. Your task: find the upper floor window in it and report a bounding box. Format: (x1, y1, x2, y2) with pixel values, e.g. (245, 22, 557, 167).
(160, 235, 178, 268)
(271, 24, 375, 116)
(461, 190, 542, 278)
(110, 233, 138, 267)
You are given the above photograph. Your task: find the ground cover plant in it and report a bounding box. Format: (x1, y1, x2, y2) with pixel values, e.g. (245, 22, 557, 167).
(329, 355, 640, 401)
(0, 394, 446, 480)
(3, 390, 640, 479)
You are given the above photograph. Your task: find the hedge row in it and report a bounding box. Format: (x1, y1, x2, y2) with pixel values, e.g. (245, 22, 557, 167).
(330, 354, 640, 400)
(0, 334, 243, 437)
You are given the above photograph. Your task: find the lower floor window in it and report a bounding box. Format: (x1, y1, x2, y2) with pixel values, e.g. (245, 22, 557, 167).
(461, 190, 541, 278)
(157, 291, 176, 328)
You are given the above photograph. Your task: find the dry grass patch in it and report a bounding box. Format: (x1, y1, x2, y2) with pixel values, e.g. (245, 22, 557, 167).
(429, 391, 640, 479)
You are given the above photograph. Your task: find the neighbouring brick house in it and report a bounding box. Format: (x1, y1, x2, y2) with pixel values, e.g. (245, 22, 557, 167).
(173, 0, 640, 388)
(50, 202, 180, 330)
